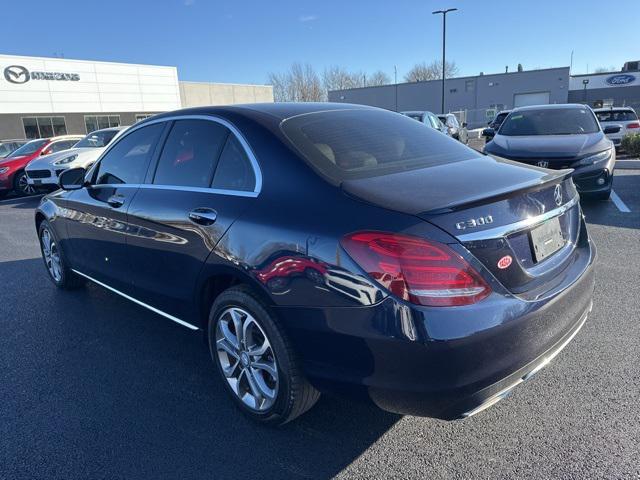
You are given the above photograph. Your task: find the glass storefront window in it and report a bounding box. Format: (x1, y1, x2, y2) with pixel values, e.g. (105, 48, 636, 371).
(22, 117, 67, 139)
(84, 115, 121, 133)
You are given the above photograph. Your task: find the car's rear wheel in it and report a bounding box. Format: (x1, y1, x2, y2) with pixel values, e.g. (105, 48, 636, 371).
(14, 171, 37, 197)
(208, 285, 320, 425)
(38, 220, 85, 289)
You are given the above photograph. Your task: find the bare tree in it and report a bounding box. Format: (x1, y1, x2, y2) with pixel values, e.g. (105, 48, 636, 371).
(404, 60, 458, 82)
(323, 65, 361, 92)
(267, 63, 325, 102)
(367, 70, 391, 86)
(594, 66, 616, 73)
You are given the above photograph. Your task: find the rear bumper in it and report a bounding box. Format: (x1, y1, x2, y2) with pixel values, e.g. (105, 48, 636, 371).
(275, 240, 596, 419)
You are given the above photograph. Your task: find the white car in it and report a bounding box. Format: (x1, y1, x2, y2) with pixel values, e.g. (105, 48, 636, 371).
(25, 126, 127, 190)
(594, 107, 639, 148)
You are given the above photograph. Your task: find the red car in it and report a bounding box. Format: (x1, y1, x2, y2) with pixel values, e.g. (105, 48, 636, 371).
(0, 135, 82, 198)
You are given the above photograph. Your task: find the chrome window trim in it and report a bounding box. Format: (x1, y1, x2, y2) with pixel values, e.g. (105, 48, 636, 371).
(87, 183, 258, 198)
(71, 269, 199, 331)
(91, 114, 262, 195)
(456, 195, 580, 242)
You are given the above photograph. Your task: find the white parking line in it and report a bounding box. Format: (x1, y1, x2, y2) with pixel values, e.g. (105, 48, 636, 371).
(0, 194, 44, 204)
(610, 190, 631, 213)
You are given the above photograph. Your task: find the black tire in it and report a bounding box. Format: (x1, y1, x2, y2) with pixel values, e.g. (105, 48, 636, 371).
(38, 220, 85, 290)
(208, 285, 320, 425)
(13, 170, 37, 197)
(0, 190, 8, 200)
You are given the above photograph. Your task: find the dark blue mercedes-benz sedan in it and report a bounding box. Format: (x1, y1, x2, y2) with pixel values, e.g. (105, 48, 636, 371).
(35, 103, 596, 425)
(483, 104, 616, 200)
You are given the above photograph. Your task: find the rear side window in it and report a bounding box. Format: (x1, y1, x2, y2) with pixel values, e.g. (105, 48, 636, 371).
(211, 135, 256, 192)
(95, 124, 163, 185)
(596, 110, 638, 122)
(153, 120, 229, 188)
(280, 109, 478, 183)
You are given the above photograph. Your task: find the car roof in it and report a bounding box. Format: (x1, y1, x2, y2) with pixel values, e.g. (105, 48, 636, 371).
(401, 111, 433, 116)
(512, 103, 590, 112)
(145, 102, 377, 124)
(87, 126, 128, 134)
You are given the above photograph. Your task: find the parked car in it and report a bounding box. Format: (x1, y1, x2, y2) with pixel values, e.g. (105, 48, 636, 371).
(36, 104, 595, 425)
(483, 104, 616, 200)
(0, 139, 28, 159)
(401, 111, 449, 135)
(594, 107, 639, 149)
(438, 113, 469, 143)
(0, 135, 83, 198)
(26, 127, 127, 192)
(483, 110, 513, 143)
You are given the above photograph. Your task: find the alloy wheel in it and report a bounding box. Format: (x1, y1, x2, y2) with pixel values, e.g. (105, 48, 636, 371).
(17, 173, 36, 196)
(215, 307, 279, 411)
(41, 228, 62, 282)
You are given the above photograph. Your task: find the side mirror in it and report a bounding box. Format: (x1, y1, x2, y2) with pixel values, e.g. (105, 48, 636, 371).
(462, 122, 468, 128)
(58, 167, 87, 190)
(603, 125, 620, 135)
(482, 128, 496, 139)
(41, 149, 52, 156)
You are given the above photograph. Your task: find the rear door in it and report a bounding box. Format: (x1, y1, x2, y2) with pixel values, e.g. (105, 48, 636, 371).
(125, 117, 259, 320)
(64, 123, 165, 293)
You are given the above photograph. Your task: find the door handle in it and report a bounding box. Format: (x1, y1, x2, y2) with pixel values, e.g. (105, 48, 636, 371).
(188, 208, 217, 226)
(107, 194, 125, 208)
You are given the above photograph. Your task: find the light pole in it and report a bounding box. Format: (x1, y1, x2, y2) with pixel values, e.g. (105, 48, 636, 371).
(432, 7, 457, 114)
(394, 65, 398, 111)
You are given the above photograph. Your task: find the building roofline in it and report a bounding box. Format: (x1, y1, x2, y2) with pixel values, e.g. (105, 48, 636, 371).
(179, 80, 273, 88)
(329, 66, 570, 94)
(0, 52, 177, 70)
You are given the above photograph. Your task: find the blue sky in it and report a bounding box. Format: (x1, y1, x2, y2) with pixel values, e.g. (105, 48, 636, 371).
(2, 0, 638, 84)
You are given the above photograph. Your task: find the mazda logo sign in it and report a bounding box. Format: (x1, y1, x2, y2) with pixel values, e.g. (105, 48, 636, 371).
(536, 160, 549, 168)
(2, 64, 80, 84)
(4, 65, 30, 84)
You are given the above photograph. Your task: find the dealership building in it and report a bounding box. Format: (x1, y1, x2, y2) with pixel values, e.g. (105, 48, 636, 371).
(0, 54, 273, 140)
(328, 64, 640, 128)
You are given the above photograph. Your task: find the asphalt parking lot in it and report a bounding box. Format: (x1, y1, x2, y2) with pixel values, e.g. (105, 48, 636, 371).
(1, 171, 639, 479)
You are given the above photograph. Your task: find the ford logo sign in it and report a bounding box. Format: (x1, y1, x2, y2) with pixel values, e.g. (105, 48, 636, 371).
(606, 74, 636, 86)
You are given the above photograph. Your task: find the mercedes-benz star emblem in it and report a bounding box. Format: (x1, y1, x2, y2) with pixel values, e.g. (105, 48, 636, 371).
(554, 184, 563, 206)
(4, 65, 30, 84)
(537, 160, 549, 168)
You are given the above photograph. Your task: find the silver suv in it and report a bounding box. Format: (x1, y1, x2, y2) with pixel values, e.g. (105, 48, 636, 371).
(594, 107, 639, 149)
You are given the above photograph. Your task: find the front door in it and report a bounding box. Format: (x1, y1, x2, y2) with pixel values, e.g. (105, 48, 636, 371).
(125, 118, 258, 320)
(64, 123, 165, 293)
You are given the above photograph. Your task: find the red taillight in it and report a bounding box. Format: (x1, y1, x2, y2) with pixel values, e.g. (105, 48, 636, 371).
(341, 232, 491, 307)
(626, 123, 640, 129)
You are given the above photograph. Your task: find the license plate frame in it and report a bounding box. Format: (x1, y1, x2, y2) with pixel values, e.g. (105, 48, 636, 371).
(530, 216, 564, 262)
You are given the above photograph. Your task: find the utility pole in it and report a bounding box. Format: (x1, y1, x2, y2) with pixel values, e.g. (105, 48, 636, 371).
(432, 8, 457, 114)
(394, 65, 398, 111)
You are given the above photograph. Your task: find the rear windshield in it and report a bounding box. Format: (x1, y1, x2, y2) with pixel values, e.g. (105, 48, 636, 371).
(595, 110, 638, 122)
(7, 139, 48, 158)
(280, 109, 478, 183)
(499, 108, 600, 136)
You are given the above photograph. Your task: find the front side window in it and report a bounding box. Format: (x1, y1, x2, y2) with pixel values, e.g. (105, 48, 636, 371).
(500, 108, 600, 136)
(94, 124, 163, 185)
(211, 135, 256, 192)
(281, 109, 478, 183)
(49, 139, 79, 153)
(153, 120, 229, 188)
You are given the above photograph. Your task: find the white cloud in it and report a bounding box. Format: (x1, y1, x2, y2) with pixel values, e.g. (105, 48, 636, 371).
(184, 0, 195, 6)
(298, 14, 318, 23)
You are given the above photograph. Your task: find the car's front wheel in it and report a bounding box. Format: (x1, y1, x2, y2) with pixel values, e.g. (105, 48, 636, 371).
(38, 220, 85, 289)
(208, 285, 320, 425)
(14, 171, 37, 197)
